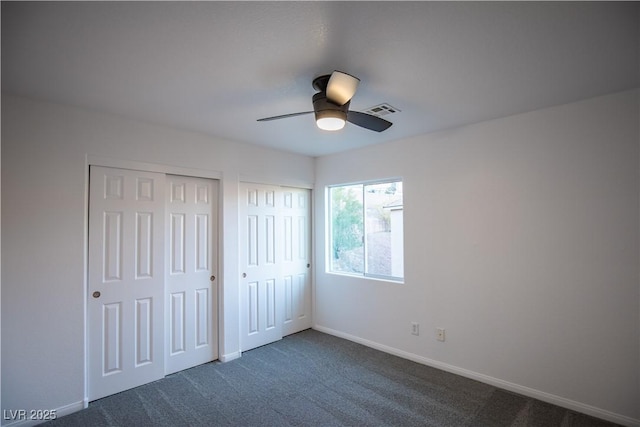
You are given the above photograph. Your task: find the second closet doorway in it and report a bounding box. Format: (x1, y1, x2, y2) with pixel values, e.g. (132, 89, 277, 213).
(239, 183, 312, 351)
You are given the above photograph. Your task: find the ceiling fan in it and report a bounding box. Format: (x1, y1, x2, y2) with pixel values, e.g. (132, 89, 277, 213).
(257, 71, 392, 132)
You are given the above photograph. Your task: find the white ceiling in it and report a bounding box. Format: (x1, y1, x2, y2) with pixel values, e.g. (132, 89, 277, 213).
(2, 2, 638, 157)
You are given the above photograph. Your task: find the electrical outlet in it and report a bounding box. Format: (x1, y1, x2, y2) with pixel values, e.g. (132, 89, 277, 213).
(436, 328, 445, 342)
(411, 322, 420, 336)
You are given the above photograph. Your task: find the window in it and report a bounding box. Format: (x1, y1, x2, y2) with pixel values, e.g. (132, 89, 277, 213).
(328, 180, 404, 281)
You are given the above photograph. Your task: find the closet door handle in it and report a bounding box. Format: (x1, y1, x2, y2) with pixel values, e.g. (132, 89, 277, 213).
(242, 273, 247, 278)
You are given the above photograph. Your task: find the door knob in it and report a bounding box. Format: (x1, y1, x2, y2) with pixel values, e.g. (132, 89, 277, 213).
(242, 273, 247, 278)
(92, 291, 101, 298)
(210, 275, 216, 282)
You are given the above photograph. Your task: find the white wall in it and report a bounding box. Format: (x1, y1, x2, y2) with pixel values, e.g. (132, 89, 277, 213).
(0, 94, 314, 422)
(2, 90, 638, 425)
(314, 90, 640, 424)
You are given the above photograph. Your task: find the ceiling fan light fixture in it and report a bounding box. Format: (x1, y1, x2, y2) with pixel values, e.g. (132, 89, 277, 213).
(326, 71, 360, 106)
(257, 71, 392, 133)
(315, 110, 346, 131)
(316, 117, 346, 131)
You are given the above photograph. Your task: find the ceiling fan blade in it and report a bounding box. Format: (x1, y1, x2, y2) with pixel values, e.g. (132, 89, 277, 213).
(257, 111, 313, 122)
(347, 111, 392, 132)
(326, 71, 360, 106)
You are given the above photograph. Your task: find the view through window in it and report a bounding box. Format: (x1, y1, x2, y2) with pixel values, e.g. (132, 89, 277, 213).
(329, 180, 404, 281)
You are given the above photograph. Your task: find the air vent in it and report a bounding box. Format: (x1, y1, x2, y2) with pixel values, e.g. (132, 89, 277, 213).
(363, 103, 401, 117)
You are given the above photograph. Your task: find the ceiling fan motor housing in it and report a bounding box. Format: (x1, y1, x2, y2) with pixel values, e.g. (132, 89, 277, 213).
(312, 92, 349, 122)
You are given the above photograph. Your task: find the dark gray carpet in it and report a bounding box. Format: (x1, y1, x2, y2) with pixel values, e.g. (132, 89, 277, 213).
(46, 329, 619, 426)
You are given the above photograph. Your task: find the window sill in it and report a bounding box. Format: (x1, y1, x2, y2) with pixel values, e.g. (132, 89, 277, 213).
(325, 271, 404, 284)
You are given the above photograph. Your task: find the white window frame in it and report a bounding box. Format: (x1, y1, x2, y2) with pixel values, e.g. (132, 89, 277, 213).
(327, 178, 404, 283)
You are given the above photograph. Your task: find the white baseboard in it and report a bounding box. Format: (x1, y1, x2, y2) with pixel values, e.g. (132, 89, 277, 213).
(219, 351, 241, 363)
(312, 325, 640, 427)
(1, 400, 85, 427)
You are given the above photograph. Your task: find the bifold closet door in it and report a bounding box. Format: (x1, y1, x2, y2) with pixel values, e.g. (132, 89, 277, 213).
(88, 166, 165, 401)
(281, 187, 312, 337)
(165, 175, 219, 375)
(89, 167, 219, 400)
(239, 183, 311, 352)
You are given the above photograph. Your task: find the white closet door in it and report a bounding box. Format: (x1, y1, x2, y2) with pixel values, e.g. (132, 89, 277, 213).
(240, 184, 283, 351)
(165, 175, 218, 375)
(240, 183, 311, 352)
(88, 166, 165, 401)
(281, 187, 312, 336)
